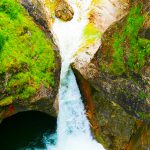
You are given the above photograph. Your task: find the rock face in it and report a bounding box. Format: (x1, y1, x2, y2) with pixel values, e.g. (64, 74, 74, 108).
(90, 0, 150, 119)
(0, 0, 61, 123)
(89, 0, 129, 32)
(73, 0, 129, 81)
(72, 0, 150, 149)
(74, 68, 149, 150)
(21, 0, 52, 30)
(0, 0, 73, 123)
(21, 0, 74, 26)
(55, 0, 74, 21)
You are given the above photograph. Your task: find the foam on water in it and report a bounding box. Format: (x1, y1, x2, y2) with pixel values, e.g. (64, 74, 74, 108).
(44, 0, 105, 149)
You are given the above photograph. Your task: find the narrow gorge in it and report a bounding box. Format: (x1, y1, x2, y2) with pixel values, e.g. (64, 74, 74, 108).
(0, 0, 149, 150)
(44, 0, 105, 149)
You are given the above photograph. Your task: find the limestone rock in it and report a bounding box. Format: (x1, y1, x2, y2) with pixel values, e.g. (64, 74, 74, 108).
(72, 0, 149, 121)
(89, 0, 129, 32)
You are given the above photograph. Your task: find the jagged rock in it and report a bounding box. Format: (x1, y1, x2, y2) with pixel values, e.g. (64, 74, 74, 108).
(72, 0, 149, 121)
(55, 0, 74, 21)
(72, 0, 149, 149)
(73, 61, 149, 149)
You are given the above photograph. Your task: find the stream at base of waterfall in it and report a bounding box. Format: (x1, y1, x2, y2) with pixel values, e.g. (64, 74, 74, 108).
(43, 1, 105, 149)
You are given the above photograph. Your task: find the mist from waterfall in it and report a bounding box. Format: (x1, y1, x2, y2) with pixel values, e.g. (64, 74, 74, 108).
(44, 0, 105, 150)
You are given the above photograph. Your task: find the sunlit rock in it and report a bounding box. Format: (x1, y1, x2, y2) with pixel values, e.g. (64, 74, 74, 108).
(72, 0, 129, 80)
(89, 0, 129, 32)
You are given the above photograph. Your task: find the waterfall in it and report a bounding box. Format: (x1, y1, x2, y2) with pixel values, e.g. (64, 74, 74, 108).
(44, 0, 105, 150)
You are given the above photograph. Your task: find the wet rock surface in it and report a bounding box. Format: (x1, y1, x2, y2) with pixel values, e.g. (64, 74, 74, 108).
(72, 0, 150, 122)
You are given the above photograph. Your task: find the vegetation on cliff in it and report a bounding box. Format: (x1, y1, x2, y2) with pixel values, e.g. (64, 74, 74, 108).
(97, 2, 150, 120)
(112, 5, 149, 74)
(0, 0, 56, 106)
(100, 4, 150, 75)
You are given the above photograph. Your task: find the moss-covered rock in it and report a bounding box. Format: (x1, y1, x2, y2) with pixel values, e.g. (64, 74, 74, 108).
(100, 2, 150, 75)
(96, 0, 150, 120)
(73, 0, 149, 121)
(74, 67, 149, 150)
(72, 0, 130, 83)
(0, 0, 61, 122)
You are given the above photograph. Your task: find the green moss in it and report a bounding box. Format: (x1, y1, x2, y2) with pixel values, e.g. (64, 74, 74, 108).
(137, 112, 150, 120)
(138, 91, 149, 100)
(111, 5, 150, 75)
(0, 0, 21, 19)
(112, 33, 125, 74)
(0, 0, 56, 103)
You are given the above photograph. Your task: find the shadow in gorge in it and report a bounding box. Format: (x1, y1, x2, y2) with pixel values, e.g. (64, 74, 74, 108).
(0, 111, 57, 150)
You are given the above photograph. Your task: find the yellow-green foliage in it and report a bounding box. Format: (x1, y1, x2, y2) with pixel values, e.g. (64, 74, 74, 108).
(0, 0, 56, 103)
(74, 23, 101, 56)
(84, 23, 101, 44)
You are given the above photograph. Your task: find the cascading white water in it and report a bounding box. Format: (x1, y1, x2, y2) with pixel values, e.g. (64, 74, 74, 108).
(44, 0, 105, 150)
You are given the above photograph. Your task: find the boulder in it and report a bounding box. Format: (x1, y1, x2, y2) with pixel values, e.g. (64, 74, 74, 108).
(55, 0, 74, 21)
